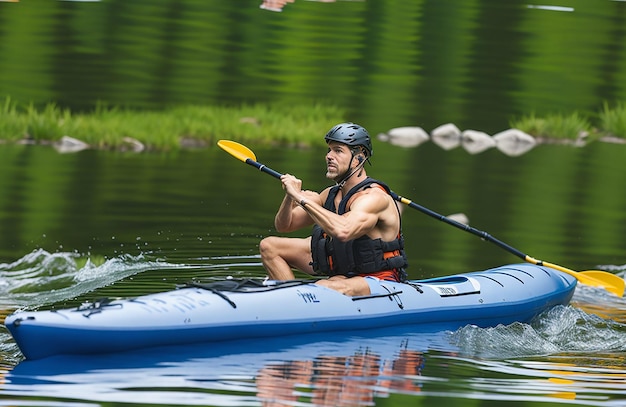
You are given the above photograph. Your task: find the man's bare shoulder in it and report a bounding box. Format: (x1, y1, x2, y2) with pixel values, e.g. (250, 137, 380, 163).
(359, 183, 391, 200)
(350, 185, 393, 211)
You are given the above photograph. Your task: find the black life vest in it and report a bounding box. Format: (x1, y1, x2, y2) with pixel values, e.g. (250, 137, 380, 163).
(310, 177, 408, 280)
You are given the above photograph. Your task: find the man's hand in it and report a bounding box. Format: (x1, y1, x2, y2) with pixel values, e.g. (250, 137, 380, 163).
(280, 174, 302, 199)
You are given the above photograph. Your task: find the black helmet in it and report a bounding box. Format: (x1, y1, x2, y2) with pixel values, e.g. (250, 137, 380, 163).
(324, 123, 373, 157)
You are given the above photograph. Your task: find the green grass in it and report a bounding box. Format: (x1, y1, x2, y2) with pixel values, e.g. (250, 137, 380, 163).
(598, 101, 626, 138)
(0, 97, 346, 151)
(510, 111, 593, 140)
(511, 102, 626, 141)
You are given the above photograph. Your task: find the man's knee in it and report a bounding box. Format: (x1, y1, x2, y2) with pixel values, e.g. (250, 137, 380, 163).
(259, 236, 278, 259)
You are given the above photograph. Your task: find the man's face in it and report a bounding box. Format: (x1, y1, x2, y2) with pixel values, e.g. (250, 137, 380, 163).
(325, 141, 353, 181)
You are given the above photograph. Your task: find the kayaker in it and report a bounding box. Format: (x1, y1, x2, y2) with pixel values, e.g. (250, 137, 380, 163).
(259, 122, 408, 296)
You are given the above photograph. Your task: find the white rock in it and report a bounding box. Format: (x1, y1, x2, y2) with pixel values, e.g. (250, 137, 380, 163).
(121, 137, 145, 153)
(54, 135, 89, 154)
(493, 128, 536, 156)
(431, 123, 461, 150)
(447, 213, 469, 225)
(461, 129, 496, 154)
(380, 126, 429, 148)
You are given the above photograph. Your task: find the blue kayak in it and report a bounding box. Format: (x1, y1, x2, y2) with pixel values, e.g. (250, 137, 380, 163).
(4, 263, 576, 360)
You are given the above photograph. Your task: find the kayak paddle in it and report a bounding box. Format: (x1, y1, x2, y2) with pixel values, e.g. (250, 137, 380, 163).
(217, 139, 625, 297)
(217, 139, 283, 179)
(391, 193, 625, 297)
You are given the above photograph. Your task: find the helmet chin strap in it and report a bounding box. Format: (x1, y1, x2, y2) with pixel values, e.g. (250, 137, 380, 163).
(336, 155, 366, 189)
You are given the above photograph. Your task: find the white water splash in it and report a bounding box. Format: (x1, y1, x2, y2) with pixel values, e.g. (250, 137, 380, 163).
(449, 304, 626, 359)
(0, 249, 178, 310)
(596, 264, 626, 275)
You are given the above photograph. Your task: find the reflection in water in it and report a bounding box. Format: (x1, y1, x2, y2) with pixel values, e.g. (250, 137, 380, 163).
(2, 1, 626, 137)
(5, 329, 626, 406)
(456, 355, 626, 403)
(260, 0, 337, 13)
(571, 280, 626, 324)
(1, 331, 440, 406)
(260, 0, 294, 12)
(256, 346, 424, 406)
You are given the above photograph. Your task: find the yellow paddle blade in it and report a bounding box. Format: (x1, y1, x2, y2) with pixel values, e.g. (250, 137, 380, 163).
(579, 270, 625, 294)
(217, 140, 257, 162)
(539, 260, 625, 297)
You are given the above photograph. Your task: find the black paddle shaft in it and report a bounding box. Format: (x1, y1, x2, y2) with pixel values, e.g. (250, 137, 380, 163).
(246, 158, 283, 179)
(389, 192, 529, 262)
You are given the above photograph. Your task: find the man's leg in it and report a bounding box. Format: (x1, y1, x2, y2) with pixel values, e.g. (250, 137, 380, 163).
(259, 236, 313, 280)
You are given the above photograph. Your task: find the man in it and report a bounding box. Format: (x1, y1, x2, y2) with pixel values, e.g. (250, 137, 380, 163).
(259, 122, 408, 296)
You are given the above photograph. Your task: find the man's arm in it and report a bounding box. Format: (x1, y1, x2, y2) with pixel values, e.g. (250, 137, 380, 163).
(299, 191, 386, 242)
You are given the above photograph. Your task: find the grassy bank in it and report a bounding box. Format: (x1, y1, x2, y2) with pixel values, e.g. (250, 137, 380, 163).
(1, 97, 625, 151)
(510, 101, 626, 142)
(0, 98, 346, 151)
